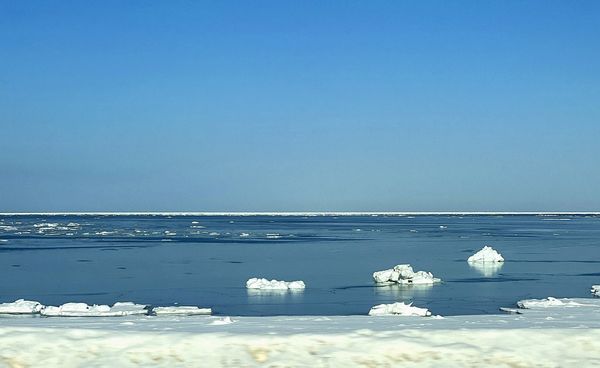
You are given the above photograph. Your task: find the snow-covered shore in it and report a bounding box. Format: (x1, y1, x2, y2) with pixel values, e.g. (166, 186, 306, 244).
(1, 298, 599, 367)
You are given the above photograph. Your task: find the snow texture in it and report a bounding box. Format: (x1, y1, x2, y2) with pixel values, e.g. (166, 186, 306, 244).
(246, 278, 306, 290)
(40, 302, 148, 317)
(368, 302, 431, 317)
(516, 297, 585, 309)
(467, 246, 504, 263)
(2, 298, 600, 367)
(373, 264, 441, 285)
(0, 299, 43, 314)
(152, 306, 212, 315)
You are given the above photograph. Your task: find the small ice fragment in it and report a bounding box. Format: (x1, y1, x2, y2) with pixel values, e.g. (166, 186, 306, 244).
(152, 306, 212, 315)
(246, 278, 306, 290)
(368, 302, 431, 317)
(373, 264, 441, 285)
(467, 246, 504, 263)
(592, 285, 600, 297)
(239, 233, 250, 237)
(210, 316, 235, 325)
(0, 299, 44, 314)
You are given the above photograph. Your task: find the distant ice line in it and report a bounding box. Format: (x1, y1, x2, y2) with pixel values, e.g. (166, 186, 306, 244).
(1, 211, 599, 216)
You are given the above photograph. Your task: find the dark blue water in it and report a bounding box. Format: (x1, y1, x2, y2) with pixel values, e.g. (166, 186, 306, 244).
(1, 214, 599, 316)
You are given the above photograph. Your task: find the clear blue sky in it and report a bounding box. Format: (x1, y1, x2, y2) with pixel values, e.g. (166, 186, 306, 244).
(1, 1, 599, 212)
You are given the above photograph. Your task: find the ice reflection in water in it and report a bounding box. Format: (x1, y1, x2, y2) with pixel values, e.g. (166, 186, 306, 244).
(468, 262, 504, 277)
(373, 284, 435, 299)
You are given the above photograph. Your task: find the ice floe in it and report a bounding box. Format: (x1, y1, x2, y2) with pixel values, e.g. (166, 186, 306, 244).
(41, 302, 148, 317)
(592, 285, 599, 297)
(152, 306, 212, 316)
(516, 297, 586, 309)
(0, 299, 43, 314)
(467, 246, 504, 263)
(368, 302, 431, 317)
(372, 264, 441, 285)
(246, 278, 306, 290)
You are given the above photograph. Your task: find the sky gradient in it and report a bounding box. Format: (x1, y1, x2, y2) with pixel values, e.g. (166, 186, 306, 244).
(1, 1, 599, 212)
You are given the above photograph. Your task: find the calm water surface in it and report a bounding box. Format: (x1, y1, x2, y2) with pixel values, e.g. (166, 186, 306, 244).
(1, 214, 599, 316)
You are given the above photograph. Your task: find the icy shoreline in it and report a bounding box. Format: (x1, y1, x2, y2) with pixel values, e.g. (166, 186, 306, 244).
(1, 298, 599, 367)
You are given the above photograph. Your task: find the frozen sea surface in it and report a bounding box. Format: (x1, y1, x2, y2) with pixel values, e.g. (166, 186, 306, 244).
(0, 214, 599, 316)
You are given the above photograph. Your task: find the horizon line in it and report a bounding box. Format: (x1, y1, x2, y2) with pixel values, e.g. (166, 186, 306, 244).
(1, 211, 599, 216)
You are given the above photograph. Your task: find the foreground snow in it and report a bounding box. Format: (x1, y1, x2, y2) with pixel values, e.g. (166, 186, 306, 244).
(373, 264, 441, 285)
(246, 278, 306, 290)
(1, 298, 600, 367)
(467, 246, 504, 263)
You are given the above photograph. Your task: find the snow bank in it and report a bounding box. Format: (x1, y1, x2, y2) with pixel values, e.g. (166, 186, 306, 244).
(246, 278, 306, 290)
(368, 302, 431, 317)
(41, 302, 148, 317)
(592, 285, 599, 297)
(153, 306, 212, 316)
(2, 298, 600, 366)
(373, 264, 441, 285)
(0, 299, 43, 314)
(467, 246, 504, 263)
(517, 297, 585, 309)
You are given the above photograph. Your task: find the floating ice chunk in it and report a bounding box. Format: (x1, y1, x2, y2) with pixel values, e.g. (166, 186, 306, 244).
(210, 316, 235, 325)
(373, 269, 394, 283)
(517, 297, 585, 309)
(266, 233, 281, 239)
(41, 302, 148, 317)
(239, 233, 250, 237)
(467, 246, 504, 263)
(33, 223, 58, 228)
(0, 299, 44, 314)
(592, 285, 600, 297)
(368, 302, 431, 317)
(373, 264, 441, 285)
(152, 306, 212, 315)
(246, 278, 306, 290)
(95, 231, 114, 236)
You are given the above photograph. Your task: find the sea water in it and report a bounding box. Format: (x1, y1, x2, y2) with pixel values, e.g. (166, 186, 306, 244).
(0, 214, 599, 316)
